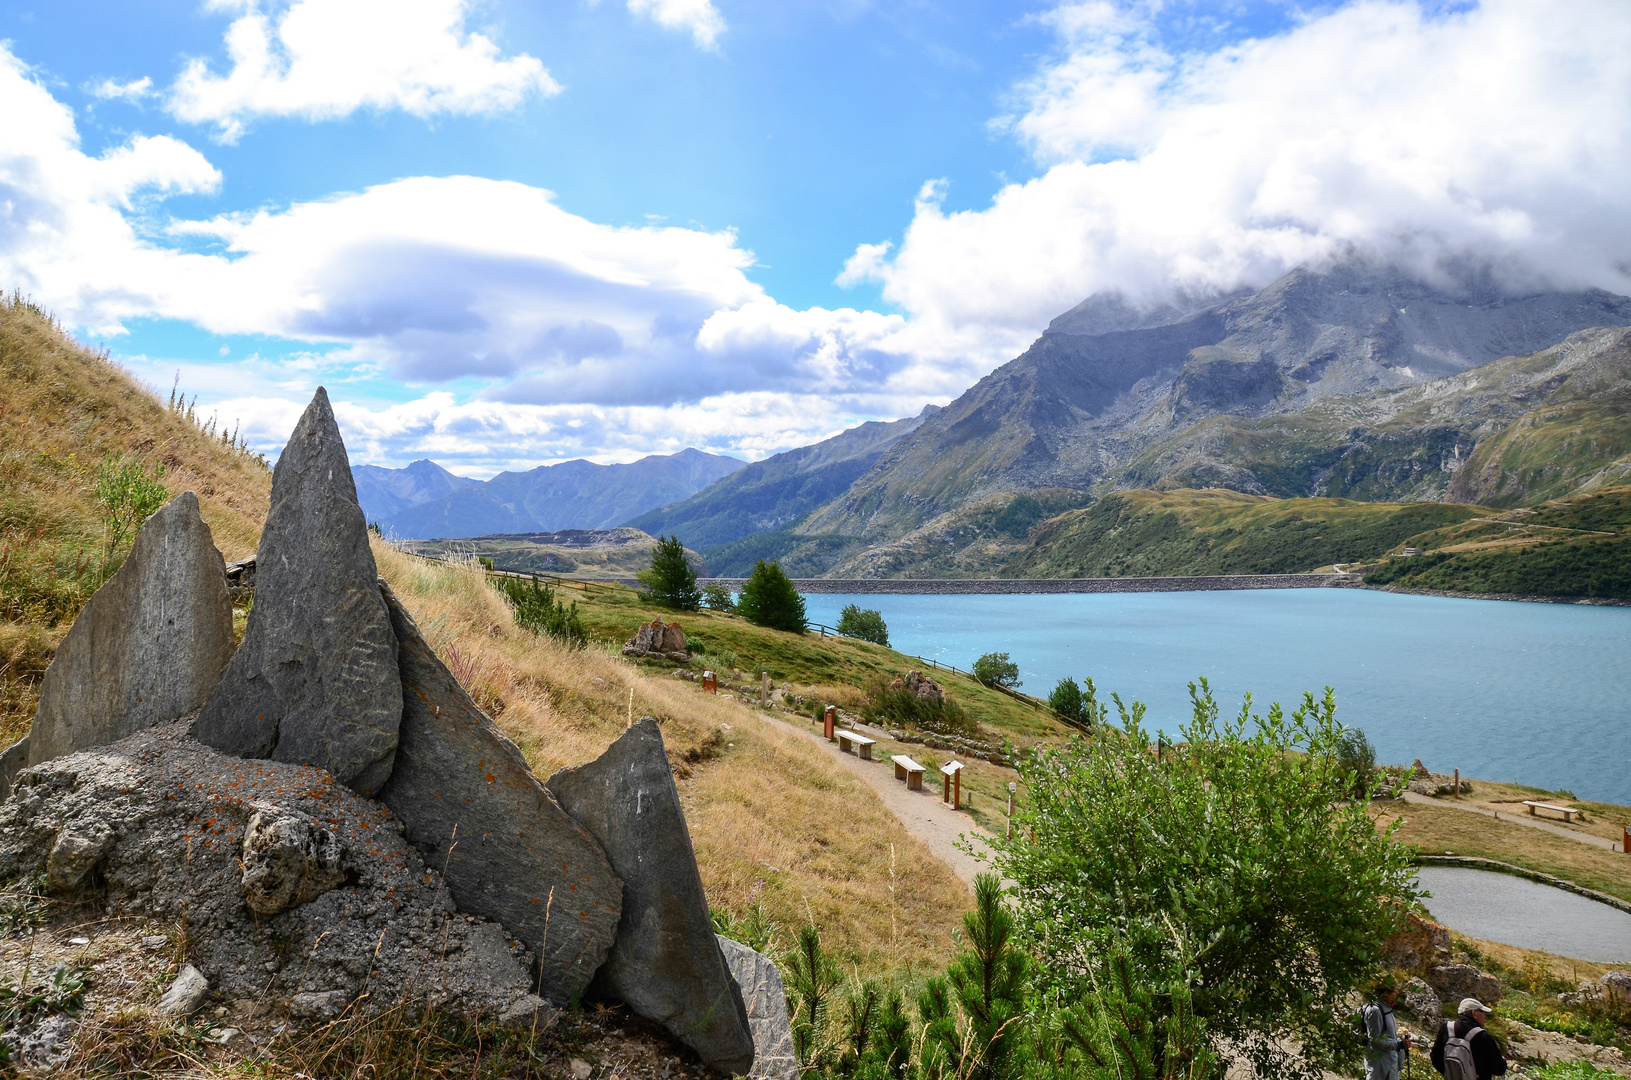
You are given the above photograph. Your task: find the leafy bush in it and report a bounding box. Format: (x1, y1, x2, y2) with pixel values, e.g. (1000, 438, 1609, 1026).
(1048, 676, 1107, 727)
(836, 604, 888, 646)
(702, 583, 736, 612)
(973, 652, 1020, 689)
(860, 678, 976, 737)
(94, 452, 168, 553)
(994, 679, 1418, 1079)
(1335, 726, 1378, 798)
(637, 535, 701, 610)
(737, 559, 806, 633)
(495, 575, 586, 646)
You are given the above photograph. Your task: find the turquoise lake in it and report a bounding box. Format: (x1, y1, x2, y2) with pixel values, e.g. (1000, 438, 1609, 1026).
(798, 589, 1631, 804)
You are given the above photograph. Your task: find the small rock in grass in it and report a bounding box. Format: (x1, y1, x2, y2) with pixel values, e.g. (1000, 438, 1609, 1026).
(569, 1059, 593, 1080)
(158, 965, 210, 1016)
(289, 990, 350, 1021)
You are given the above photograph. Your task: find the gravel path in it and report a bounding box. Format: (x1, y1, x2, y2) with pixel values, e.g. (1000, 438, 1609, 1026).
(761, 712, 996, 891)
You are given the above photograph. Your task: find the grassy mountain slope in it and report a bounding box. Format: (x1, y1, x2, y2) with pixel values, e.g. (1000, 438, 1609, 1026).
(1359, 486, 1631, 599)
(1, 295, 272, 749)
(629, 410, 934, 553)
(1002, 489, 1486, 578)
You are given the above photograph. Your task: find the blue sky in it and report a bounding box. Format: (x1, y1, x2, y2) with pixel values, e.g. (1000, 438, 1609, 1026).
(1, 0, 1628, 473)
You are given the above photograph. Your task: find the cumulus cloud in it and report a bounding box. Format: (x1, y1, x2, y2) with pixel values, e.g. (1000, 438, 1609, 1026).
(848, 0, 1631, 353)
(625, 0, 726, 49)
(167, 0, 560, 142)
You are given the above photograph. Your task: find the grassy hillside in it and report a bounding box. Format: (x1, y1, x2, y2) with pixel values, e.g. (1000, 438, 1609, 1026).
(1359, 486, 1631, 599)
(0, 295, 272, 750)
(1002, 488, 1486, 577)
(400, 528, 689, 580)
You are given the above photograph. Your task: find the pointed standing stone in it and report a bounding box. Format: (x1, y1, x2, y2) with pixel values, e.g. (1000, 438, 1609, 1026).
(717, 936, 799, 1080)
(375, 582, 622, 1005)
(20, 491, 233, 785)
(547, 718, 755, 1075)
(194, 388, 402, 795)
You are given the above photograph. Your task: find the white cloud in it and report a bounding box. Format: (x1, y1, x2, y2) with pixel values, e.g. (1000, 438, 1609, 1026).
(89, 76, 154, 102)
(848, 0, 1631, 350)
(167, 0, 560, 142)
(626, 0, 726, 50)
(0, 40, 944, 469)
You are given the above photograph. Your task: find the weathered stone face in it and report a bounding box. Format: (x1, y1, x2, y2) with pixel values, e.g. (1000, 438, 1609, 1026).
(26, 492, 234, 773)
(1426, 963, 1503, 1006)
(375, 582, 622, 1006)
(240, 806, 347, 916)
(194, 388, 402, 794)
(622, 619, 689, 661)
(547, 718, 754, 1076)
(717, 936, 798, 1080)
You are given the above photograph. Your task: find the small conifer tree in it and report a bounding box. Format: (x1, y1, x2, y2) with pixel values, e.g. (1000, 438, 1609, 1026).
(637, 535, 701, 610)
(737, 559, 806, 633)
(919, 873, 1030, 1080)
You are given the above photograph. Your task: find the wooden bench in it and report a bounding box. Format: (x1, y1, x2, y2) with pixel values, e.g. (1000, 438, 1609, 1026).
(1523, 800, 1580, 822)
(892, 755, 926, 791)
(836, 730, 877, 760)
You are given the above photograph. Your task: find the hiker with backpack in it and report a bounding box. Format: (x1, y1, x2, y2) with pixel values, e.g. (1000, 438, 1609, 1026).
(1362, 977, 1414, 1080)
(1430, 998, 1507, 1079)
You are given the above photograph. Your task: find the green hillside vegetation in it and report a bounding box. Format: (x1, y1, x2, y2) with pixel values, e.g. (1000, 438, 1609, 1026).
(1002, 489, 1486, 577)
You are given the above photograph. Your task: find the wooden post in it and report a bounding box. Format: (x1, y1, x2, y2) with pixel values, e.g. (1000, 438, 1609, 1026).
(823, 705, 836, 742)
(760, 672, 770, 708)
(1007, 782, 1015, 838)
(1453, 768, 1459, 798)
(703, 670, 716, 695)
(1623, 825, 1629, 854)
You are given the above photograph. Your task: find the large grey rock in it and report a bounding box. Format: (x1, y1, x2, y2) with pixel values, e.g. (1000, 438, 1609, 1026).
(0, 720, 538, 1018)
(547, 718, 754, 1075)
(25, 492, 233, 773)
(195, 387, 402, 795)
(0, 735, 26, 802)
(717, 935, 798, 1080)
(375, 582, 621, 1005)
(1426, 963, 1502, 1006)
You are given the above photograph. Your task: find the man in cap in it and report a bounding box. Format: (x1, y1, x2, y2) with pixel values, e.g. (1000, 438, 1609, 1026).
(1361, 976, 1413, 1080)
(1431, 998, 1507, 1079)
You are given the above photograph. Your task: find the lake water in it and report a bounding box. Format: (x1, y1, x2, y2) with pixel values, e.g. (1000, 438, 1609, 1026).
(1416, 867, 1631, 962)
(799, 589, 1631, 804)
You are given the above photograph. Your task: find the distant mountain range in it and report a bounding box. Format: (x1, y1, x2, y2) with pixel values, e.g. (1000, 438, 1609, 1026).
(353, 449, 745, 540)
(640, 259, 1631, 577)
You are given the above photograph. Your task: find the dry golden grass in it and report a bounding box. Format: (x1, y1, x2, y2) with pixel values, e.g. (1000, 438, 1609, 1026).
(1373, 800, 1631, 903)
(0, 296, 271, 748)
(1424, 780, 1631, 846)
(374, 544, 969, 976)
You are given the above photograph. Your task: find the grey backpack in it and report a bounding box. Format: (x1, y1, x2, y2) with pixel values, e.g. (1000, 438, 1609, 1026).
(1442, 1023, 1482, 1080)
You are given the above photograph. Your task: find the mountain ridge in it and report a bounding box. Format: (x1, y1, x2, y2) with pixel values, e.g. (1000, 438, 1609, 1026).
(355, 448, 745, 540)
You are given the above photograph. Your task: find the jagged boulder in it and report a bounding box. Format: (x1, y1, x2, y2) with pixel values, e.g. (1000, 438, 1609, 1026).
(18, 492, 233, 790)
(547, 718, 754, 1075)
(0, 721, 538, 1017)
(1381, 911, 1450, 973)
(1427, 963, 1502, 1006)
(889, 671, 943, 704)
(375, 582, 622, 1004)
(1401, 977, 1442, 1022)
(195, 387, 403, 795)
(622, 619, 690, 662)
(717, 936, 798, 1080)
(240, 806, 347, 916)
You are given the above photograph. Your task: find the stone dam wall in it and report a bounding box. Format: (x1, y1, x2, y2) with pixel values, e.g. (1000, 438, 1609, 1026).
(697, 573, 1364, 595)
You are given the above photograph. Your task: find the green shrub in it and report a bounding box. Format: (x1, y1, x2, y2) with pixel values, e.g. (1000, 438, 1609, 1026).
(494, 575, 586, 646)
(702, 583, 736, 612)
(972, 652, 1020, 689)
(637, 535, 701, 610)
(1048, 677, 1083, 721)
(94, 452, 168, 553)
(836, 604, 888, 646)
(860, 678, 976, 737)
(1335, 727, 1378, 799)
(737, 559, 806, 633)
